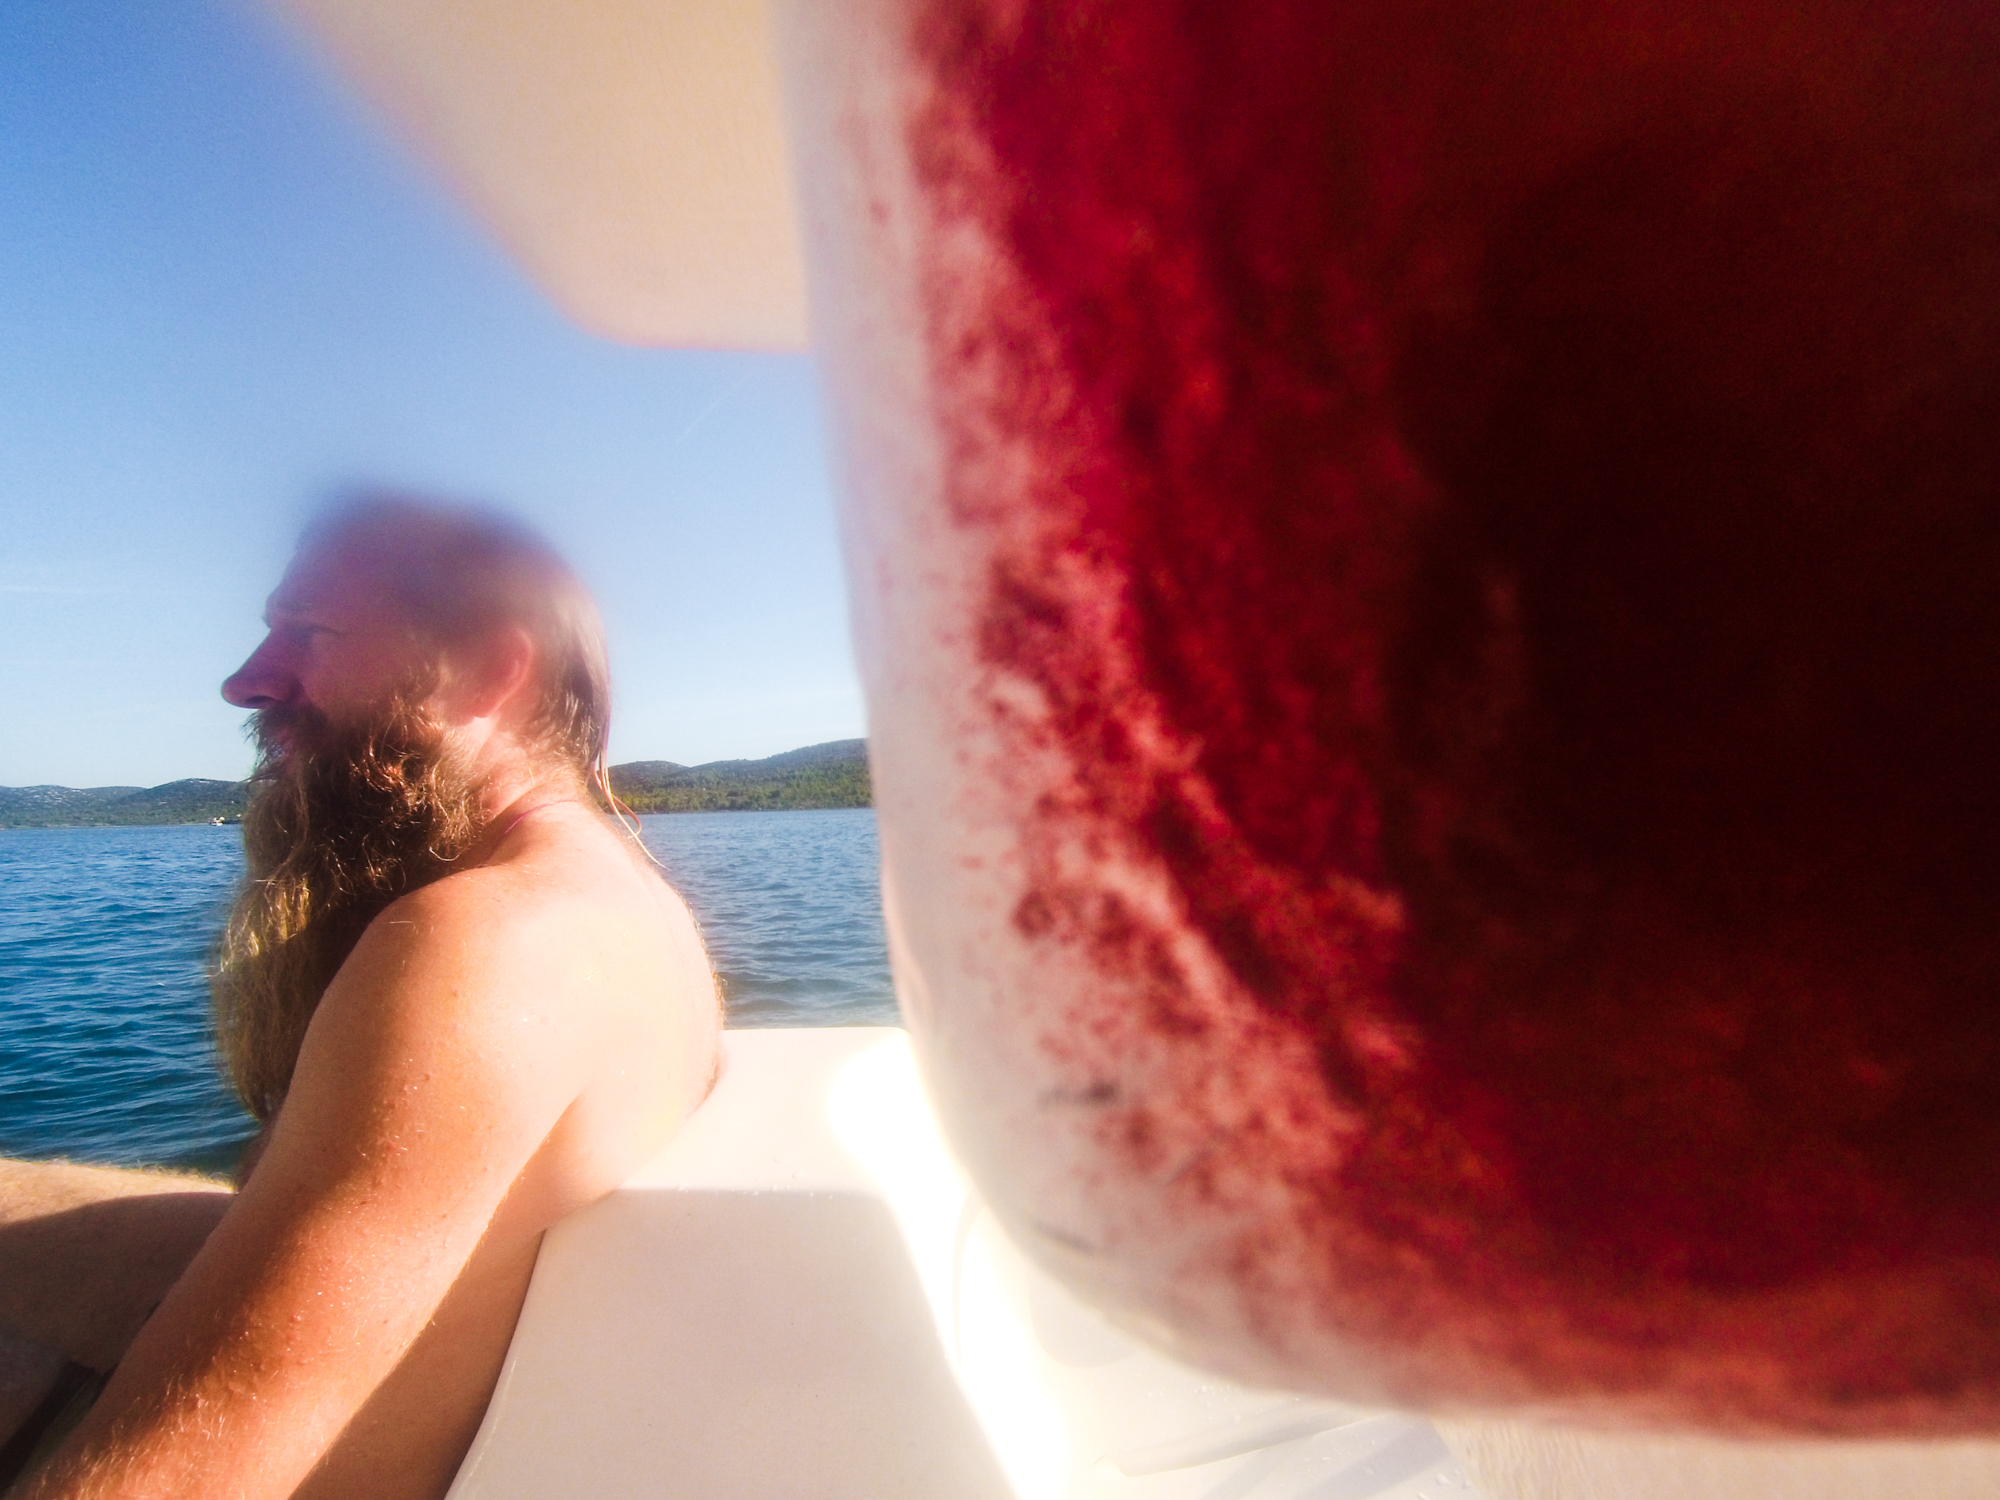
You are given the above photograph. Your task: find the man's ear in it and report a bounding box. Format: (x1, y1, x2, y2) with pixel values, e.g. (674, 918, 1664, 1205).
(451, 625, 537, 723)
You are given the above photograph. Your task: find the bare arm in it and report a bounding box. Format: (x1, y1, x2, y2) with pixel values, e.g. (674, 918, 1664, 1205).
(0, 1162, 230, 1376)
(18, 882, 602, 1500)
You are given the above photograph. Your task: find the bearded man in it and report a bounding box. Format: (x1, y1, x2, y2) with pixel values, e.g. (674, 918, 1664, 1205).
(0, 497, 722, 1499)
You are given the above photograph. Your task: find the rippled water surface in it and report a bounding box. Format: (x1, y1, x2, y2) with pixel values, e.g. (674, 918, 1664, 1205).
(0, 825, 249, 1171)
(0, 810, 894, 1170)
(636, 811, 897, 1029)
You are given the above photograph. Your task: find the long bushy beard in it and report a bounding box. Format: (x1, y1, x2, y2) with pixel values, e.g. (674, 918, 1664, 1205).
(211, 696, 484, 1121)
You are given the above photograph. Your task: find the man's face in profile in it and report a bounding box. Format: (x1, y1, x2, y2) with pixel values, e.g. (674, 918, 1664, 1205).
(212, 534, 484, 1121)
(222, 541, 435, 748)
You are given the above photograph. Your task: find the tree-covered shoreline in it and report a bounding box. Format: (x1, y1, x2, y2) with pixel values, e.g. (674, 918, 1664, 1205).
(607, 739, 870, 814)
(0, 740, 871, 829)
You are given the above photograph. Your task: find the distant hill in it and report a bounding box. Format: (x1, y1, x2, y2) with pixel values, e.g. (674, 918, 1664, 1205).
(609, 739, 871, 813)
(0, 779, 248, 829)
(0, 742, 872, 829)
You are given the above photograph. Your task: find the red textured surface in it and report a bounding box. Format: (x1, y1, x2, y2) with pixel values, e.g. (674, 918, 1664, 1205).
(908, 0, 2000, 1422)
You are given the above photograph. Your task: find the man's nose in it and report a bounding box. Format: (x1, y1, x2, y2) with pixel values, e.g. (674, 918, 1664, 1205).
(221, 636, 295, 710)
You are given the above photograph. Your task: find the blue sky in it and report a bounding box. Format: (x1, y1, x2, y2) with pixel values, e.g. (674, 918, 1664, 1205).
(0, 0, 862, 788)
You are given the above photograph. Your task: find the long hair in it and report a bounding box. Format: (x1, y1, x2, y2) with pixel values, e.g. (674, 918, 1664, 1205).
(213, 696, 481, 1120)
(212, 495, 614, 1119)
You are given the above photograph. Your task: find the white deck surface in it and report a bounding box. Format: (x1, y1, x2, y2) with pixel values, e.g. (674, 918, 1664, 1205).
(446, 1027, 1477, 1500)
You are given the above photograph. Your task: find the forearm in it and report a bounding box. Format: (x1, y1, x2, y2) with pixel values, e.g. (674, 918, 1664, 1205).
(14, 1369, 323, 1500)
(0, 1162, 230, 1373)
(15, 1195, 482, 1500)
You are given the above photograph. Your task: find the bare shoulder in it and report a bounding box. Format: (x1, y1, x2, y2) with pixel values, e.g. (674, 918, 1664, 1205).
(359, 804, 713, 1023)
(46, 819, 717, 1500)
(385, 806, 695, 953)
(295, 805, 721, 1210)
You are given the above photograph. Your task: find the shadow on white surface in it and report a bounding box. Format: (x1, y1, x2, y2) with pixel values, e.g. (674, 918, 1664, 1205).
(448, 1030, 1475, 1500)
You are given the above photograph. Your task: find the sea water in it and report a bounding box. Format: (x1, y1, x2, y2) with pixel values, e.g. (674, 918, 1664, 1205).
(0, 809, 896, 1173)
